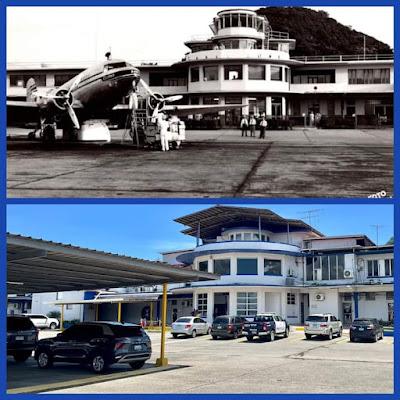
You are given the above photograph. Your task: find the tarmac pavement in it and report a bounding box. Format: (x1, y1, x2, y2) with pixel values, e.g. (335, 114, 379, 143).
(7, 127, 393, 198)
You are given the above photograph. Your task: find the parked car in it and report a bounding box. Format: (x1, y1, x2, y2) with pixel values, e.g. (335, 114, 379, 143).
(171, 316, 210, 338)
(34, 321, 151, 373)
(350, 318, 384, 342)
(242, 313, 290, 341)
(7, 315, 38, 362)
(304, 314, 343, 340)
(211, 315, 246, 339)
(23, 313, 60, 330)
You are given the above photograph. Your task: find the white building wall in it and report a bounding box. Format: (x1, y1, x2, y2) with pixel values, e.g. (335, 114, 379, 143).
(308, 289, 340, 316)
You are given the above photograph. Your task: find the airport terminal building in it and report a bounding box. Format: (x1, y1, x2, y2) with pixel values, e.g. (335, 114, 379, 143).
(6, 8, 394, 128)
(24, 206, 394, 327)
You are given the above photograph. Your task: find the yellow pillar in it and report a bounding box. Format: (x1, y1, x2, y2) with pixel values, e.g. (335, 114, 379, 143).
(156, 283, 168, 367)
(118, 302, 122, 322)
(95, 303, 99, 321)
(60, 304, 64, 331)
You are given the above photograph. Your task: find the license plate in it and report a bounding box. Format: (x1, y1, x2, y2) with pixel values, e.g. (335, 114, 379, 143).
(134, 345, 142, 351)
(217, 325, 222, 329)
(251, 330, 257, 334)
(15, 336, 24, 341)
(359, 328, 364, 331)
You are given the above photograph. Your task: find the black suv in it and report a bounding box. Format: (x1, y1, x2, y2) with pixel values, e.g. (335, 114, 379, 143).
(211, 315, 246, 339)
(34, 321, 152, 373)
(350, 318, 384, 342)
(7, 315, 38, 362)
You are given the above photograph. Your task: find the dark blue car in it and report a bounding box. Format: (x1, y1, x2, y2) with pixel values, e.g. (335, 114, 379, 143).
(350, 318, 384, 342)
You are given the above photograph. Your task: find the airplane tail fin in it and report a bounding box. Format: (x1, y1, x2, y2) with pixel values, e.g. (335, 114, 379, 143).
(26, 78, 38, 102)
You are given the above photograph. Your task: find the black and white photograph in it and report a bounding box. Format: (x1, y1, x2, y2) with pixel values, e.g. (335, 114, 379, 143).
(6, 6, 394, 198)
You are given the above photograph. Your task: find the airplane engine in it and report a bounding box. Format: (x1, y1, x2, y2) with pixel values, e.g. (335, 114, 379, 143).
(53, 89, 74, 110)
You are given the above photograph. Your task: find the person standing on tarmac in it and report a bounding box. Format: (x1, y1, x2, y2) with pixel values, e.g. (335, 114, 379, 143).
(259, 116, 268, 139)
(158, 114, 170, 151)
(240, 115, 249, 137)
(249, 114, 257, 137)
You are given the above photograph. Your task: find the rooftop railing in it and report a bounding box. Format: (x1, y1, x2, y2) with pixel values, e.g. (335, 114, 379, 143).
(291, 54, 394, 63)
(268, 30, 290, 40)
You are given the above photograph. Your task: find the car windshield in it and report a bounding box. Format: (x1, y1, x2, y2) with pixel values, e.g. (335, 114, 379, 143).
(176, 318, 192, 323)
(353, 319, 373, 325)
(109, 325, 143, 337)
(306, 316, 328, 322)
(105, 62, 127, 70)
(254, 315, 274, 322)
(7, 317, 34, 331)
(214, 317, 229, 324)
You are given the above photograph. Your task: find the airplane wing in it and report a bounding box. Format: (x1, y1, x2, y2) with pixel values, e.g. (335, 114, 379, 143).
(162, 103, 247, 117)
(7, 100, 39, 108)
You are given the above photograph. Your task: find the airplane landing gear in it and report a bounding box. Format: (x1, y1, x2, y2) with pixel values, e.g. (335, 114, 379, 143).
(41, 124, 56, 143)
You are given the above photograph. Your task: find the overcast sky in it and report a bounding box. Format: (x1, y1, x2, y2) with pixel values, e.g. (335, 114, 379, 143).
(7, 6, 394, 64)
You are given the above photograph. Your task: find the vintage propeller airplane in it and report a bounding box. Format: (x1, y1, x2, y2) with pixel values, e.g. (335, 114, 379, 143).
(7, 56, 246, 146)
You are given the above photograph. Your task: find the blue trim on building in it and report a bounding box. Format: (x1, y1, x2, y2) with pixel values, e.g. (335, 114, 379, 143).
(353, 292, 359, 319)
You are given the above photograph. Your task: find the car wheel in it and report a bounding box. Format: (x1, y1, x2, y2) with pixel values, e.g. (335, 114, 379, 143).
(350, 335, 355, 342)
(37, 350, 53, 369)
(191, 330, 197, 338)
(284, 327, 289, 338)
(246, 336, 253, 341)
(305, 334, 312, 340)
(338, 328, 343, 337)
(373, 333, 378, 343)
(269, 330, 275, 342)
(233, 331, 238, 339)
(90, 354, 108, 374)
(172, 333, 178, 339)
(328, 330, 333, 340)
(14, 351, 32, 363)
(129, 360, 145, 370)
(212, 335, 218, 340)
(50, 322, 57, 330)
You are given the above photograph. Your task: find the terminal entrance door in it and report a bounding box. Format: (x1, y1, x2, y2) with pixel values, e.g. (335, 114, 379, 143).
(214, 293, 229, 319)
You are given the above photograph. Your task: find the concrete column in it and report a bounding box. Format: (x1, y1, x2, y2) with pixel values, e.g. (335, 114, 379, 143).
(207, 258, 212, 273)
(257, 255, 264, 276)
(231, 255, 237, 276)
(282, 97, 287, 116)
(193, 291, 198, 310)
(280, 291, 287, 319)
(229, 290, 237, 315)
(266, 64, 271, 81)
(218, 64, 224, 82)
(206, 290, 214, 323)
(199, 65, 204, 83)
(258, 290, 266, 313)
(46, 73, 55, 88)
(243, 97, 250, 116)
(243, 64, 249, 81)
(266, 96, 272, 117)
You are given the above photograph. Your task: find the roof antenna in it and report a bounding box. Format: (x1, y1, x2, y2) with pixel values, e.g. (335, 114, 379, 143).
(105, 47, 112, 60)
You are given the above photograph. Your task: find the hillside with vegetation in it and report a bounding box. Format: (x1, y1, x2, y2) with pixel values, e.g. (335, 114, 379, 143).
(257, 7, 392, 56)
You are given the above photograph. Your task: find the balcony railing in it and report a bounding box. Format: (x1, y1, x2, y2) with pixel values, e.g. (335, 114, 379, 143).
(269, 30, 290, 40)
(291, 54, 393, 63)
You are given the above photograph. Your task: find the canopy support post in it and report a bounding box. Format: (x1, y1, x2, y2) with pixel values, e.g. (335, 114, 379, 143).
(118, 302, 122, 322)
(156, 283, 168, 367)
(60, 304, 64, 331)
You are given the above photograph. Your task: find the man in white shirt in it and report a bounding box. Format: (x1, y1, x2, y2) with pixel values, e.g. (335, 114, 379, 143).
(158, 114, 170, 151)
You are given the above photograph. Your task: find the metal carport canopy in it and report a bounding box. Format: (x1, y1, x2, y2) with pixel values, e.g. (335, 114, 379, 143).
(7, 233, 218, 294)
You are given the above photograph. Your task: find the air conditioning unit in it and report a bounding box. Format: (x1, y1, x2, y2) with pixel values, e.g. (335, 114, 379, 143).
(315, 293, 325, 301)
(344, 268, 354, 279)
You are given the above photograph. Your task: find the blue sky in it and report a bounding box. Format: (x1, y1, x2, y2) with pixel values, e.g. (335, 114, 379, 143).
(7, 204, 393, 261)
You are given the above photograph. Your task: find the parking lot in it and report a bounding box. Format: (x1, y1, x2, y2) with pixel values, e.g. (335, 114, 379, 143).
(7, 127, 393, 198)
(8, 328, 393, 394)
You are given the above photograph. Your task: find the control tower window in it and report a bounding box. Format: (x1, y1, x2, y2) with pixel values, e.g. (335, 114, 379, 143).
(190, 67, 200, 82)
(240, 14, 247, 27)
(224, 65, 243, 80)
(232, 14, 239, 27)
(224, 14, 231, 28)
(249, 65, 266, 80)
(203, 66, 219, 81)
(271, 66, 283, 81)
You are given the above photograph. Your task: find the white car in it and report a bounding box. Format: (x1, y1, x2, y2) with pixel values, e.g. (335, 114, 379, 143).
(23, 314, 60, 330)
(304, 314, 343, 340)
(171, 316, 210, 338)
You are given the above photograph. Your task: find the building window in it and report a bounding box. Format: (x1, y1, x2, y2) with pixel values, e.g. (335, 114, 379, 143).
(198, 261, 208, 272)
(9, 73, 46, 88)
(54, 73, 77, 87)
(306, 254, 345, 281)
(197, 293, 207, 317)
(190, 67, 200, 82)
(270, 66, 283, 81)
(237, 258, 258, 275)
(213, 259, 231, 275)
(284, 68, 289, 82)
(287, 293, 296, 305)
(248, 65, 265, 80)
(203, 96, 219, 105)
(346, 99, 356, 116)
(348, 68, 390, 84)
(225, 96, 242, 104)
(66, 304, 73, 310)
(237, 292, 257, 316)
(384, 259, 393, 276)
(386, 291, 394, 300)
(203, 66, 219, 81)
(224, 65, 243, 80)
(365, 292, 376, 301)
(264, 259, 282, 276)
(306, 257, 313, 281)
(367, 260, 380, 277)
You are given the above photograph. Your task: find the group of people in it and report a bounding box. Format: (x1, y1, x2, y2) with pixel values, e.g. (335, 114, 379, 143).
(157, 113, 185, 151)
(240, 114, 268, 139)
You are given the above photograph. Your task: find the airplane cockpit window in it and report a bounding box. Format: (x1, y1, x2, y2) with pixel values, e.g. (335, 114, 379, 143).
(104, 62, 128, 71)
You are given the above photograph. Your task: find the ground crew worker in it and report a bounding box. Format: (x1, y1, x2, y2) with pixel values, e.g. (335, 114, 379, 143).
(259, 116, 268, 138)
(240, 115, 249, 137)
(249, 114, 257, 137)
(158, 114, 170, 151)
